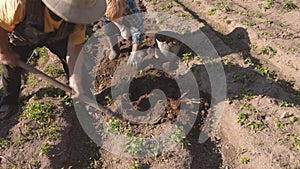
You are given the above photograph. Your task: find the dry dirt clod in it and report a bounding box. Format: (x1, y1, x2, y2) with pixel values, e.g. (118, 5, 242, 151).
(280, 112, 291, 119)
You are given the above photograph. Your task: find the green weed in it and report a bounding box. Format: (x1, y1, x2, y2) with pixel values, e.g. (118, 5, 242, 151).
(258, 46, 277, 56)
(34, 47, 49, 66)
(26, 74, 39, 86)
(107, 117, 121, 133)
(288, 116, 296, 124)
(0, 138, 12, 150)
(208, 8, 216, 15)
(128, 160, 140, 169)
(274, 118, 285, 129)
(30, 159, 41, 168)
(237, 112, 248, 126)
(264, 19, 274, 24)
(124, 136, 144, 156)
(278, 100, 289, 107)
(263, 0, 274, 10)
(22, 101, 54, 126)
(254, 13, 263, 18)
(240, 157, 250, 164)
(290, 136, 300, 152)
(283, 0, 298, 11)
(241, 88, 254, 100)
(171, 125, 190, 149)
(159, 0, 173, 10)
(225, 58, 234, 67)
(240, 104, 259, 114)
(245, 57, 255, 66)
(235, 10, 248, 16)
(243, 20, 256, 26)
(261, 32, 268, 36)
(112, 158, 120, 164)
(249, 43, 257, 49)
(182, 52, 193, 64)
(215, 2, 231, 11)
(195, 55, 203, 61)
(40, 142, 53, 155)
(255, 66, 271, 77)
(88, 159, 102, 169)
(44, 65, 65, 78)
(105, 95, 113, 106)
(247, 121, 261, 130)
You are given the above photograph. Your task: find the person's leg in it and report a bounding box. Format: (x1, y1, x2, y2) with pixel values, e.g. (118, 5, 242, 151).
(102, 17, 120, 60)
(47, 38, 69, 78)
(0, 46, 33, 119)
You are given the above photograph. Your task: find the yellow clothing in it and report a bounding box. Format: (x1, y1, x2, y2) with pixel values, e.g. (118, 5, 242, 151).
(0, 0, 86, 45)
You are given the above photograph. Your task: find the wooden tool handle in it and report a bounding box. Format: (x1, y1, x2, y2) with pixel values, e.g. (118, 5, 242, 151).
(17, 60, 72, 93)
(17, 60, 121, 118)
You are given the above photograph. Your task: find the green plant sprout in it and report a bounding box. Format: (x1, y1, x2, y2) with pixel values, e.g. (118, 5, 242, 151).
(284, 0, 298, 11)
(255, 66, 271, 77)
(105, 95, 113, 106)
(171, 125, 190, 149)
(237, 112, 248, 126)
(22, 101, 54, 126)
(128, 160, 140, 169)
(254, 13, 263, 18)
(40, 142, 53, 155)
(225, 58, 234, 67)
(215, 1, 231, 11)
(182, 52, 193, 64)
(44, 65, 65, 78)
(124, 136, 144, 156)
(264, 19, 273, 24)
(264, 0, 274, 10)
(240, 157, 250, 164)
(247, 121, 261, 130)
(208, 8, 216, 15)
(0, 138, 12, 150)
(107, 117, 121, 133)
(278, 100, 289, 107)
(243, 20, 256, 26)
(290, 136, 300, 152)
(258, 46, 277, 56)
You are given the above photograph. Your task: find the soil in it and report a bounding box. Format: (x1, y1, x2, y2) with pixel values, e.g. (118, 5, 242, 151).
(0, 0, 300, 169)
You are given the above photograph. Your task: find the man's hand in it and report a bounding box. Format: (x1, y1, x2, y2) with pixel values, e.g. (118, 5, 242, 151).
(69, 74, 84, 98)
(120, 26, 130, 40)
(0, 51, 19, 67)
(127, 50, 144, 68)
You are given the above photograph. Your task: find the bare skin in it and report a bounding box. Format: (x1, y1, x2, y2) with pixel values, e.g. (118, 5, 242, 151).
(67, 43, 84, 98)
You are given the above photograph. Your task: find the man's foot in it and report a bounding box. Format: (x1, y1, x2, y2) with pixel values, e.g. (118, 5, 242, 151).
(0, 104, 18, 120)
(0, 96, 18, 120)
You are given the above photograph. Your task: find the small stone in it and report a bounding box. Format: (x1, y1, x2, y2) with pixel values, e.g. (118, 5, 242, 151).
(280, 112, 289, 119)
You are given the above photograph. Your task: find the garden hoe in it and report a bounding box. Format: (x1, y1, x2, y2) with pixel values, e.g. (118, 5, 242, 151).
(16, 60, 122, 120)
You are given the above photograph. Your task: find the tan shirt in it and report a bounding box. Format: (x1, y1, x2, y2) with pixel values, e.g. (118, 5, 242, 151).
(0, 0, 86, 45)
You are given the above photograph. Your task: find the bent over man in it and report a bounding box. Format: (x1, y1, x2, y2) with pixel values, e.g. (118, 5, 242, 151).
(0, 0, 106, 119)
